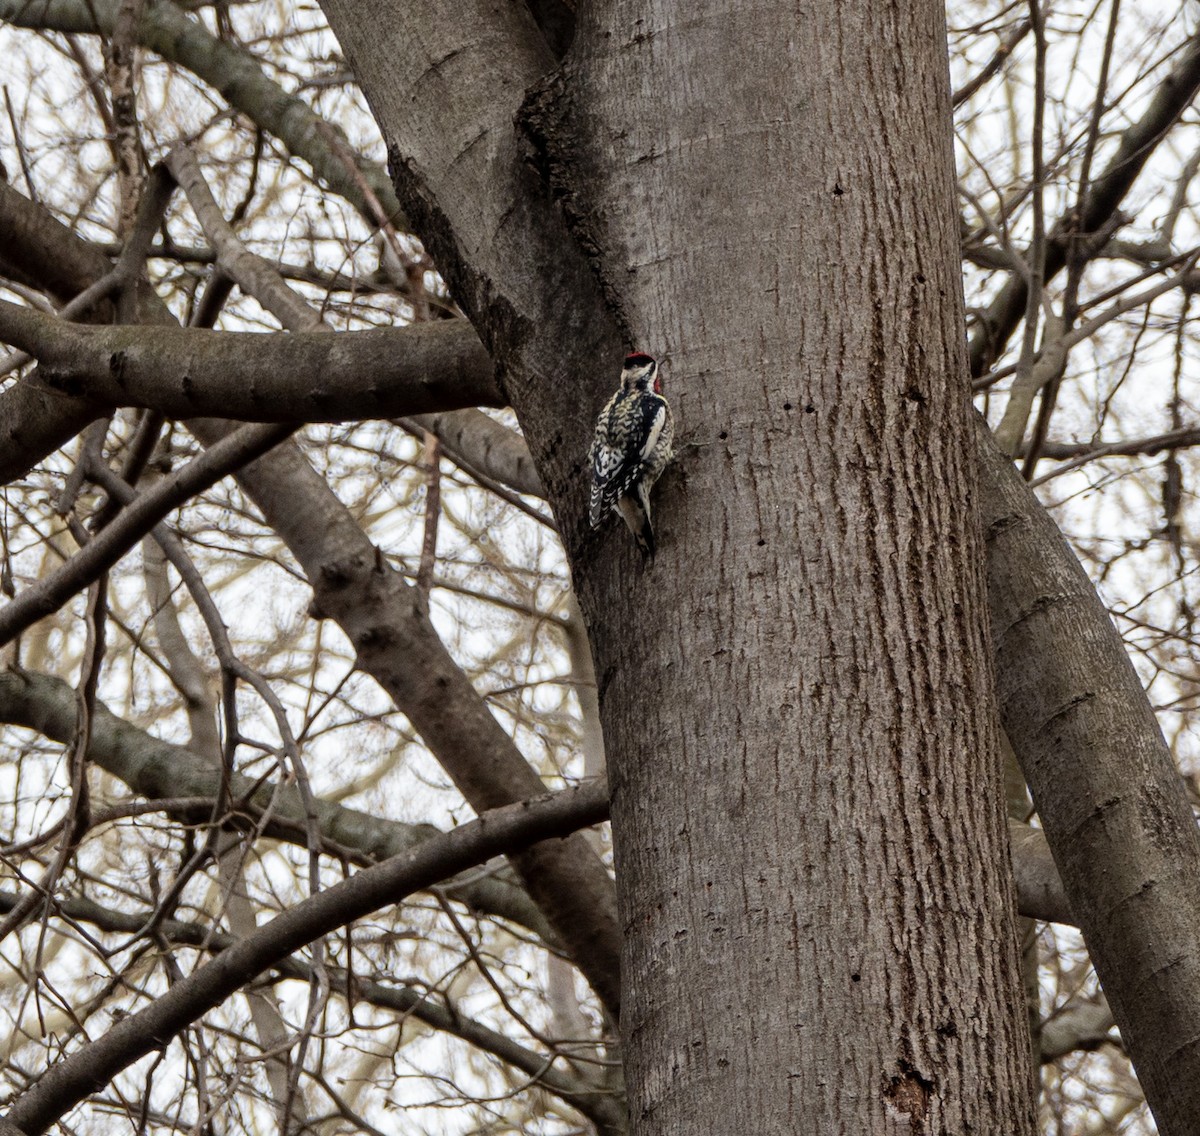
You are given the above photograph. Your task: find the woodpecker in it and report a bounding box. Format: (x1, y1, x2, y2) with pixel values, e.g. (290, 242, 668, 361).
(588, 352, 674, 558)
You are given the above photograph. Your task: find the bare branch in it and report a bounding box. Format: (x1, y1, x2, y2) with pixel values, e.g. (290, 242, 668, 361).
(1, 781, 610, 1136)
(0, 176, 176, 485)
(0, 887, 624, 1134)
(1040, 998, 1116, 1063)
(163, 147, 326, 332)
(0, 667, 557, 938)
(186, 418, 623, 1018)
(405, 409, 545, 497)
(0, 303, 501, 421)
(968, 32, 1200, 375)
(104, 0, 147, 238)
(0, 423, 294, 645)
(0, 0, 406, 232)
(952, 19, 1031, 108)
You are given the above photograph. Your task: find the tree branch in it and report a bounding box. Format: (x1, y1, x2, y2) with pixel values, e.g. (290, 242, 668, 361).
(0, 301, 500, 421)
(0, 0, 406, 232)
(0, 888, 622, 1133)
(0, 667, 558, 938)
(978, 412, 1200, 1130)
(0, 423, 294, 645)
(404, 409, 545, 497)
(163, 147, 326, 332)
(0, 179, 176, 486)
(186, 418, 624, 1019)
(968, 32, 1200, 375)
(1, 782, 610, 1136)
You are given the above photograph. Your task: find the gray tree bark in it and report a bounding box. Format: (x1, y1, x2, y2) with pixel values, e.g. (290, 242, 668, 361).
(979, 418, 1200, 1132)
(550, 3, 1038, 1131)
(322, 0, 1038, 1130)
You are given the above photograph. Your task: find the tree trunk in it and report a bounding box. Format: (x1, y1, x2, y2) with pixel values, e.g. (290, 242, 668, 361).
(320, 0, 1038, 1129)
(553, 2, 1039, 1131)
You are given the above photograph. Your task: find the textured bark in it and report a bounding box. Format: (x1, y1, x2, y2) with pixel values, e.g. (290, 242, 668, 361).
(406, 409, 545, 497)
(978, 418, 1200, 1134)
(0, 303, 500, 422)
(322, 0, 1037, 1131)
(318, 0, 623, 522)
(548, 4, 1037, 1131)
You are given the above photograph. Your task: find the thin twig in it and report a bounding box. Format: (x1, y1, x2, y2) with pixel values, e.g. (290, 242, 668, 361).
(3, 783, 611, 1136)
(1021, 0, 1122, 478)
(0, 422, 296, 646)
(0, 576, 107, 945)
(953, 18, 1032, 108)
(417, 432, 441, 594)
(994, 0, 1047, 458)
(2, 86, 36, 201)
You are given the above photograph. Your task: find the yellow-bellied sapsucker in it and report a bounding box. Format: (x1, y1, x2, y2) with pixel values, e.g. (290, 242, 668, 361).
(588, 352, 674, 558)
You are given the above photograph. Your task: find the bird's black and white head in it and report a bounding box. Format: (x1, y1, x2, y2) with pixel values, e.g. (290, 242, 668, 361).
(621, 352, 661, 394)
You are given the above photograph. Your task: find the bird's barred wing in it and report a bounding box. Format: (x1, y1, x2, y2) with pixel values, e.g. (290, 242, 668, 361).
(588, 393, 669, 529)
(588, 432, 627, 527)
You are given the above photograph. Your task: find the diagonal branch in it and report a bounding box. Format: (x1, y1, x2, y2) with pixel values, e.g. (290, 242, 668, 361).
(978, 413, 1200, 1129)
(0, 782, 610, 1136)
(404, 409, 545, 497)
(968, 32, 1200, 375)
(0, 667, 557, 938)
(0, 887, 623, 1135)
(0, 423, 294, 645)
(163, 147, 326, 332)
(187, 418, 624, 1019)
(0, 0, 405, 233)
(0, 174, 622, 1021)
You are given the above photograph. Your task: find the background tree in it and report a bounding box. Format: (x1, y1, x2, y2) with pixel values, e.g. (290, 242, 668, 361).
(0, 0, 1198, 1133)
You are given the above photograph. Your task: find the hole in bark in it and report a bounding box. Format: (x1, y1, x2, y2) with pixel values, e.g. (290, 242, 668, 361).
(883, 1061, 934, 1136)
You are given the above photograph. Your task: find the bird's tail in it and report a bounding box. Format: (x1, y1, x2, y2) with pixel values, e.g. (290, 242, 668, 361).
(617, 493, 656, 560)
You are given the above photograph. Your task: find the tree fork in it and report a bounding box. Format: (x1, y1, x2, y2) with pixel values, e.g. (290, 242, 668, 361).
(318, 0, 1039, 1129)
